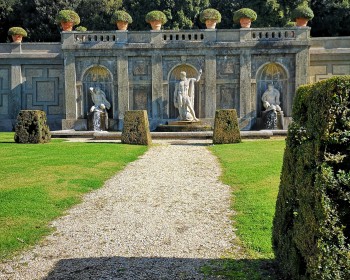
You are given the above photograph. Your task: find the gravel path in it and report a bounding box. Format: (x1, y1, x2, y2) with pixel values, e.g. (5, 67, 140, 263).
(0, 140, 235, 279)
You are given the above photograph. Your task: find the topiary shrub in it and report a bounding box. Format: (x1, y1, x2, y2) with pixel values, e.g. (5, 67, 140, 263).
(213, 109, 241, 144)
(56, 10, 80, 25)
(8, 27, 27, 37)
(145, 10, 167, 24)
(199, 8, 222, 23)
(291, 5, 314, 21)
(111, 10, 133, 24)
(233, 8, 257, 24)
(121, 110, 152, 145)
(272, 76, 350, 280)
(14, 110, 51, 144)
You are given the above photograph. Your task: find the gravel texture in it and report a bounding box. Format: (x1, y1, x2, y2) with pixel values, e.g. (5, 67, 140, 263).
(0, 140, 235, 279)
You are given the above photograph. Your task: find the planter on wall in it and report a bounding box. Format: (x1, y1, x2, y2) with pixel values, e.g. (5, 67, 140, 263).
(8, 27, 27, 43)
(111, 11, 133, 31)
(117, 21, 129, 30)
(61, 21, 74, 31)
(145, 11, 167, 31)
(295, 18, 309, 27)
(239, 17, 252, 28)
(205, 20, 217, 29)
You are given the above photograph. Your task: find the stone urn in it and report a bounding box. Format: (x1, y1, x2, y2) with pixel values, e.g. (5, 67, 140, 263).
(150, 20, 162, 31)
(61, 21, 74, 31)
(12, 34, 23, 43)
(205, 19, 217, 29)
(295, 18, 308, 27)
(117, 21, 128, 30)
(240, 17, 252, 28)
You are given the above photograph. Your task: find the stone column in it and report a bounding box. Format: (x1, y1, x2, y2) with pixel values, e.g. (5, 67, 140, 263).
(295, 47, 310, 89)
(62, 52, 77, 129)
(151, 53, 163, 125)
(117, 55, 129, 130)
(204, 54, 216, 119)
(10, 65, 22, 123)
(239, 49, 252, 130)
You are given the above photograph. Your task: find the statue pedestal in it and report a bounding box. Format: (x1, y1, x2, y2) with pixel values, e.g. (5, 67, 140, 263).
(156, 120, 212, 132)
(262, 110, 284, 129)
(87, 112, 107, 131)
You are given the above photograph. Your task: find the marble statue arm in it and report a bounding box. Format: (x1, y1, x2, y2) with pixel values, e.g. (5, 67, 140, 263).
(195, 69, 203, 82)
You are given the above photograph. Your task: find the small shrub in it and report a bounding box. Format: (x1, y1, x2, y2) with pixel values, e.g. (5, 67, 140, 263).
(233, 8, 257, 24)
(273, 76, 350, 280)
(14, 110, 51, 144)
(199, 8, 222, 23)
(56, 10, 80, 25)
(75, 26, 87, 31)
(8, 27, 27, 37)
(145, 10, 167, 24)
(111, 10, 133, 24)
(121, 110, 152, 145)
(291, 5, 314, 21)
(213, 109, 241, 144)
(285, 21, 296, 27)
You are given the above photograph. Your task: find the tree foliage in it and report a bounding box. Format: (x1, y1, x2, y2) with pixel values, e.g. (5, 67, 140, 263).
(0, 0, 350, 41)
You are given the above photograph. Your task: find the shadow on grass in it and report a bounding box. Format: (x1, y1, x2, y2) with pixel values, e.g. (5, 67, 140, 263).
(43, 256, 282, 280)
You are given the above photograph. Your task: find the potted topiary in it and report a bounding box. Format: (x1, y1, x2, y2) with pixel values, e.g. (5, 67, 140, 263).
(233, 8, 257, 28)
(145, 10, 167, 30)
(200, 8, 221, 29)
(56, 9, 80, 31)
(111, 10, 133, 30)
(8, 27, 27, 43)
(75, 26, 87, 31)
(291, 5, 314, 27)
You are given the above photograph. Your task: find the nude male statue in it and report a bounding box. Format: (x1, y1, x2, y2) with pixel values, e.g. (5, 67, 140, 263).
(174, 69, 202, 121)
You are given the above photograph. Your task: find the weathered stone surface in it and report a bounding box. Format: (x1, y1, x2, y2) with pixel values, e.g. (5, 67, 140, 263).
(14, 110, 51, 143)
(121, 110, 152, 145)
(213, 109, 241, 144)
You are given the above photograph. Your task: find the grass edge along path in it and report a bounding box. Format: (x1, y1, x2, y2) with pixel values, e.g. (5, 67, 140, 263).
(206, 139, 285, 279)
(0, 133, 147, 261)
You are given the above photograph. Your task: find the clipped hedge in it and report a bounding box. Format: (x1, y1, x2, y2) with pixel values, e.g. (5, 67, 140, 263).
(272, 76, 350, 280)
(213, 109, 241, 144)
(14, 110, 51, 143)
(121, 110, 152, 145)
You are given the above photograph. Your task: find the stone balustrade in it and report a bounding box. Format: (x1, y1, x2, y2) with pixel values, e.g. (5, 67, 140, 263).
(61, 28, 310, 47)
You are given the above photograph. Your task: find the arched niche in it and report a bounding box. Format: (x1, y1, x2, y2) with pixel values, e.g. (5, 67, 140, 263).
(82, 66, 113, 118)
(168, 64, 202, 119)
(256, 62, 289, 116)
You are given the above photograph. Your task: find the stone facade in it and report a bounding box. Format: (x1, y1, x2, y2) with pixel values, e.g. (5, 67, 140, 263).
(0, 28, 348, 131)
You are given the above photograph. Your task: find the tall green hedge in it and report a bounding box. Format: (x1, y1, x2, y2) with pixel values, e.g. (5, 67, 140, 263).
(272, 76, 350, 280)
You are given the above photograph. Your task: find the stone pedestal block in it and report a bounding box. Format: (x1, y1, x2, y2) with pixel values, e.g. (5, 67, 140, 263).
(14, 110, 51, 143)
(213, 109, 241, 144)
(121, 110, 152, 145)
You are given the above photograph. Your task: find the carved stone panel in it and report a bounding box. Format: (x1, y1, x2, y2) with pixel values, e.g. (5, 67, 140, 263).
(128, 57, 152, 81)
(216, 84, 240, 112)
(22, 66, 64, 117)
(129, 84, 152, 116)
(216, 56, 240, 79)
(0, 67, 10, 116)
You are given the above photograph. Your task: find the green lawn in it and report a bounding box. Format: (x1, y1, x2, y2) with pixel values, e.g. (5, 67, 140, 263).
(207, 139, 285, 279)
(0, 133, 147, 260)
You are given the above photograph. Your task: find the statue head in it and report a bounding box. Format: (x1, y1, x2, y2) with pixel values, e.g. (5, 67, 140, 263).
(180, 71, 186, 81)
(267, 83, 274, 90)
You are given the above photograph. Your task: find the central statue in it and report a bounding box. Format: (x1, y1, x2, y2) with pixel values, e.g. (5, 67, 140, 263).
(173, 69, 202, 121)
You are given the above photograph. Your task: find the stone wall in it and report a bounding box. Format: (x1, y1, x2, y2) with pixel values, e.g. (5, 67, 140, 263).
(0, 43, 64, 131)
(2, 28, 349, 132)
